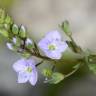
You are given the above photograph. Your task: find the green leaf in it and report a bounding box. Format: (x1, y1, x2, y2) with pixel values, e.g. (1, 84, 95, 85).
(88, 64, 96, 74)
(73, 63, 81, 69)
(45, 72, 64, 84)
(19, 25, 26, 38)
(0, 29, 8, 37)
(61, 20, 72, 36)
(4, 24, 10, 30)
(12, 24, 19, 35)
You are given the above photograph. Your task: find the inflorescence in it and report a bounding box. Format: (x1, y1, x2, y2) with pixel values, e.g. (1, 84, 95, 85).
(0, 8, 96, 86)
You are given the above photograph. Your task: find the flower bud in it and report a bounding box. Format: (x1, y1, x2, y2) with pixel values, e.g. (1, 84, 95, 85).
(25, 38, 33, 49)
(0, 9, 5, 24)
(42, 69, 52, 77)
(5, 15, 13, 24)
(12, 24, 19, 35)
(61, 20, 72, 36)
(19, 25, 26, 38)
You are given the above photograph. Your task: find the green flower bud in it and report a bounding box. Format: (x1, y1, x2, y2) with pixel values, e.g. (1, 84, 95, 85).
(25, 38, 33, 49)
(0, 9, 6, 24)
(61, 20, 72, 36)
(4, 24, 10, 30)
(19, 25, 27, 38)
(44, 72, 64, 84)
(42, 69, 52, 77)
(12, 24, 19, 35)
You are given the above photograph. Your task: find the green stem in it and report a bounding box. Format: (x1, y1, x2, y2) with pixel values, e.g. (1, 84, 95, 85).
(64, 63, 81, 78)
(69, 36, 83, 53)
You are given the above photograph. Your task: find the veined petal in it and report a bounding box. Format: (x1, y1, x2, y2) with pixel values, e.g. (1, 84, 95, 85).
(46, 30, 61, 40)
(13, 59, 27, 72)
(17, 71, 29, 83)
(26, 58, 37, 66)
(45, 51, 62, 59)
(29, 69, 38, 86)
(38, 37, 50, 50)
(58, 41, 68, 53)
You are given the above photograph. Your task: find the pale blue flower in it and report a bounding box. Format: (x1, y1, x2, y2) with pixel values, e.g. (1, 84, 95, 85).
(38, 30, 68, 59)
(13, 58, 38, 86)
(6, 42, 13, 50)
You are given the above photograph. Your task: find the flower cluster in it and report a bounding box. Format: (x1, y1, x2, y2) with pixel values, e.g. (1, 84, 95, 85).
(13, 30, 68, 85)
(1, 8, 96, 86)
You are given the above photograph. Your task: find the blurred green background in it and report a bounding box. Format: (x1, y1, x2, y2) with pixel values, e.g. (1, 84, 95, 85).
(0, 0, 96, 96)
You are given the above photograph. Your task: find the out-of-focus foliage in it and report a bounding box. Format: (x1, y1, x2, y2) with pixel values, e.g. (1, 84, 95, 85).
(88, 64, 96, 74)
(0, 0, 14, 9)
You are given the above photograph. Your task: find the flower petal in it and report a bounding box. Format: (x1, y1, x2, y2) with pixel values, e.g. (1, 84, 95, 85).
(45, 51, 62, 59)
(29, 69, 38, 86)
(58, 41, 68, 53)
(17, 71, 29, 83)
(26, 58, 37, 66)
(46, 30, 61, 41)
(38, 37, 50, 50)
(13, 59, 27, 72)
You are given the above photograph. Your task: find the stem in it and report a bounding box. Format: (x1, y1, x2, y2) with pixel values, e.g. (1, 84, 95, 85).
(25, 47, 55, 61)
(64, 63, 81, 78)
(36, 60, 44, 67)
(69, 35, 83, 53)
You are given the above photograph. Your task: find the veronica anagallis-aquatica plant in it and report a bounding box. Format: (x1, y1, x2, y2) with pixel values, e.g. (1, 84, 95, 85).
(0, 8, 96, 86)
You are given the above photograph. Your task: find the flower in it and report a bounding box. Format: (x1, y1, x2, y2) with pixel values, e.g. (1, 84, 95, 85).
(6, 42, 13, 50)
(38, 30, 68, 59)
(13, 58, 38, 86)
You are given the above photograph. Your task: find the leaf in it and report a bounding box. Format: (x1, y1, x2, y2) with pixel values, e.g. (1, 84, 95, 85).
(0, 29, 8, 37)
(73, 63, 81, 69)
(88, 64, 96, 74)
(45, 72, 64, 84)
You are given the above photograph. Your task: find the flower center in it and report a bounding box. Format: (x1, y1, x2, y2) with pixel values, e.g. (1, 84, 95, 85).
(48, 44, 56, 51)
(26, 67, 32, 73)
